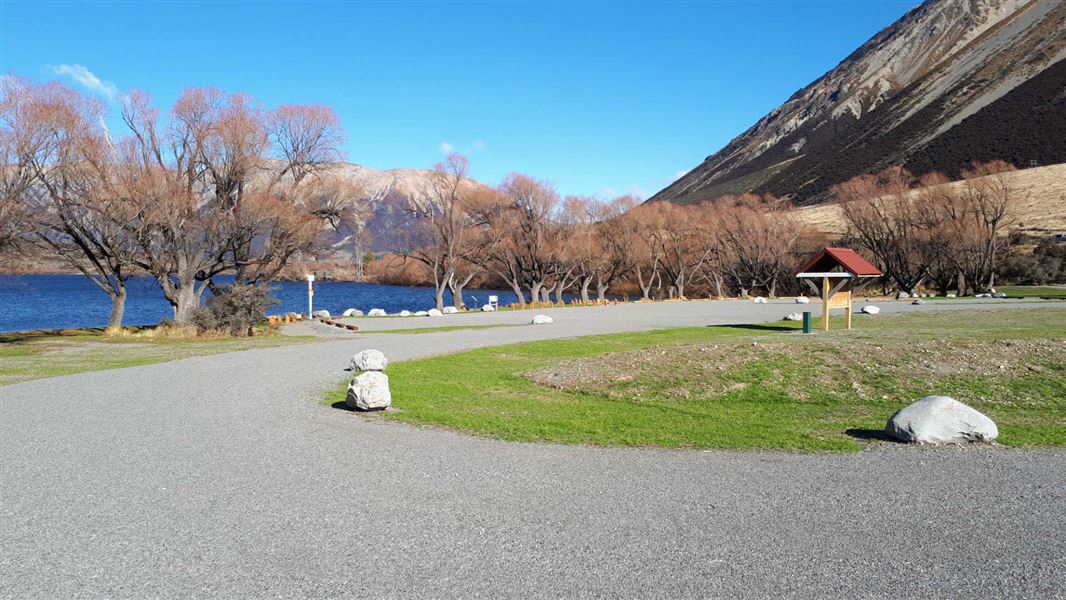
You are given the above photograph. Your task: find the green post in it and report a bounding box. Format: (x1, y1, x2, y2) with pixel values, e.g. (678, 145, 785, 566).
(802, 311, 812, 334)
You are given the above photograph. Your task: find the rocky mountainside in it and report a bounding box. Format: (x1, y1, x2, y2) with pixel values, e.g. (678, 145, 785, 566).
(316, 163, 485, 253)
(651, 0, 1066, 205)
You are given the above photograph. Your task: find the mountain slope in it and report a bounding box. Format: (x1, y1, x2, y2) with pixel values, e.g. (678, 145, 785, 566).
(651, 0, 1066, 206)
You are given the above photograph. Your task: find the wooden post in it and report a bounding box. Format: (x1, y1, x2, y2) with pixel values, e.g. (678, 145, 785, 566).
(845, 292, 853, 330)
(822, 276, 831, 331)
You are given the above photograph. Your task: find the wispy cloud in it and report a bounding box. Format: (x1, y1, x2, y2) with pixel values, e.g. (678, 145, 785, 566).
(49, 64, 118, 100)
(438, 141, 454, 155)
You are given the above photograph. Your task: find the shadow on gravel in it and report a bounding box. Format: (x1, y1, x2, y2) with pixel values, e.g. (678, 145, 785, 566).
(708, 323, 796, 332)
(331, 401, 355, 412)
(845, 428, 902, 443)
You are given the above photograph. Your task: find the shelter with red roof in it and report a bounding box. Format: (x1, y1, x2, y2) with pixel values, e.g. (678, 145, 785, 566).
(795, 247, 882, 331)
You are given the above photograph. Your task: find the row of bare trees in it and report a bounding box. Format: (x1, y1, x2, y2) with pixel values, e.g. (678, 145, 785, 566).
(1, 76, 366, 329)
(402, 160, 816, 310)
(836, 163, 1015, 296)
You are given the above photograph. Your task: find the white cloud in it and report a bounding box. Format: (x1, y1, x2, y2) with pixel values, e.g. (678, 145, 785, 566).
(438, 142, 454, 155)
(49, 64, 118, 100)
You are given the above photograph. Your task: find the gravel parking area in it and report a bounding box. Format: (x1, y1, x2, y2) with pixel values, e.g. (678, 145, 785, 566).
(1, 299, 1064, 598)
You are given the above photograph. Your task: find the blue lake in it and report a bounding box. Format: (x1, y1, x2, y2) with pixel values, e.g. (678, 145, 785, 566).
(0, 274, 543, 332)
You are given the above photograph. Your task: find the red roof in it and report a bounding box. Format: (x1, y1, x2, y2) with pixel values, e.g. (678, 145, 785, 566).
(796, 247, 881, 277)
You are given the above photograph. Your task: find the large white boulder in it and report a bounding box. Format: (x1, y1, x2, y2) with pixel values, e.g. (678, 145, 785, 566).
(482, 304, 496, 312)
(861, 305, 880, 315)
(885, 396, 998, 445)
(312, 309, 331, 319)
(397, 310, 412, 317)
(896, 291, 910, 299)
(442, 306, 459, 314)
(752, 296, 768, 304)
(414, 310, 428, 317)
(794, 296, 810, 304)
(367, 308, 387, 317)
(532, 314, 554, 324)
(427, 308, 444, 317)
(782, 313, 802, 321)
(345, 371, 392, 411)
(342, 308, 363, 317)
(946, 293, 957, 298)
(349, 349, 388, 372)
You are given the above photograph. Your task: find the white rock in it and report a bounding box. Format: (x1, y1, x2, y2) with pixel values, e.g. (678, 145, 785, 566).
(896, 291, 910, 299)
(861, 305, 880, 315)
(946, 293, 957, 298)
(427, 308, 444, 317)
(442, 306, 460, 314)
(752, 296, 768, 304)
(345, 371, 392, 411)
(783, 313, 803, 321)
(482, 304, 496, 312)
(349, 349, 388, 372)
(532, 314, 554, 324)
(312, 309, 331, 319)
(342, 308, 363, 317)
(414, 310, 429, 316)
(397, 310, 412, 317)
(992, 292, 1007, 299)
(975, 293, 991, 298)
(885, 396, 998, 445)
(912, 299, 925, 305)
(367, 308, 387, 317)
(794, 296, 810, 304)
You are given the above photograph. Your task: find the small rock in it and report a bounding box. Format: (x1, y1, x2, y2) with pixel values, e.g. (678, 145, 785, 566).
(442, 306, 460, 314)
(795, 296, 810, 304)
(345, 371, 392, 411)
(896, 291, 910, 299)
(992, 292, 1007, 299)
(861, 305, 880, 315)
(532, 314, 554, 324)
(367, 308, 387, 317)
(912, 299, 925, 305)
(482, 304, 496, 312)
(752, 296, 768, 304)
(885, 395, 998, 445)
(312, 309, 331, 319)
(342, 308, 363, 317)
(427, 308, 444, 317)
(349, 349, 388, 372)
(397, 310, 412, 317)
(946, 293, 957, 298)
(783, 313, 803, 321)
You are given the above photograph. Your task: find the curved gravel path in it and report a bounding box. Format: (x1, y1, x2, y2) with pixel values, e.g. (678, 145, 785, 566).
(2, 299, 1064, 598)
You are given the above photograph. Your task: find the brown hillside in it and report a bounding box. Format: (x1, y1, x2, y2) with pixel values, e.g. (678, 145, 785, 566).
(794, 163, 1066, 237)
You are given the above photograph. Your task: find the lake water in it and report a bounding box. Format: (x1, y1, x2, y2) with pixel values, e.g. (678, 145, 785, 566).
(0, 274, 548, 332)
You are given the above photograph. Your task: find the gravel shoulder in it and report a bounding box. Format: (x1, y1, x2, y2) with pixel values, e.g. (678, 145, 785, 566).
(2, 299, 1064, 598)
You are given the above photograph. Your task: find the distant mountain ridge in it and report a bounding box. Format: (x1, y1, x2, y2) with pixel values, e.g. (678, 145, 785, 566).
(651, 0, 1066, 205)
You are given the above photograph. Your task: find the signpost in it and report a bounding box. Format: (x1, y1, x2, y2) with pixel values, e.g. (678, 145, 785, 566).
(795, 248, 881, 332)
(307, 273, 315, 317)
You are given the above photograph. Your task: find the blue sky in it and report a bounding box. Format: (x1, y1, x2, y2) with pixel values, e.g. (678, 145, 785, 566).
(1, 0, 914, 198)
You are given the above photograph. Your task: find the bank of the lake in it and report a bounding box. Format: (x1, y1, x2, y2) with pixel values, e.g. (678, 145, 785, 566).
(0, 274, 549, 332)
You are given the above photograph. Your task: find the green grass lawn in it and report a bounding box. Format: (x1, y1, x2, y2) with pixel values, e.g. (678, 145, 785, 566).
(326, 308, 1066, 452)
(0, 328, 315, 385)
(998, 285, 1066, 299)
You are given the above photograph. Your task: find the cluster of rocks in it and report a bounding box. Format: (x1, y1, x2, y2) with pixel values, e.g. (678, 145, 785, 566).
(332, 305, 473, 318)
(886, 396, 998, 445)
(345, 349, 392, 411)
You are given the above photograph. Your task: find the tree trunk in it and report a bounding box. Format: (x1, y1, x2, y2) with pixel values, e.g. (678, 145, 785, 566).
(105, 285, 127, 332)
(530, 282, 542, 306)
(595, 273, 608, 303)
(580, 276, 592, 303)
(172, 284, 200, 324)
(434, 284, 446, 311)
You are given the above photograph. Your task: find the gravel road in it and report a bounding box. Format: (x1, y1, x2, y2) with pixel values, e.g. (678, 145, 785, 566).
(2, 299, 1064, 598)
